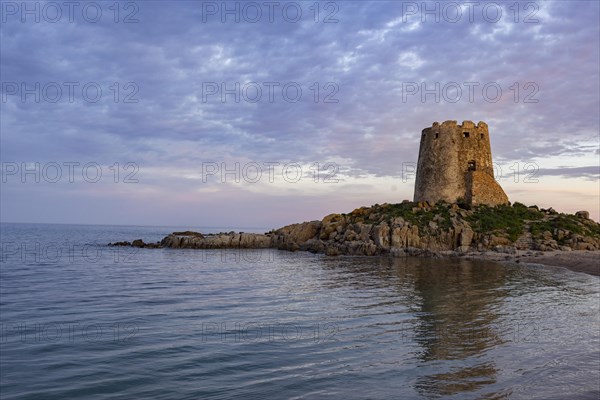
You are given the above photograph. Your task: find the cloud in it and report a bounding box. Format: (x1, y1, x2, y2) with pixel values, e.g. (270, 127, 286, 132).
(1, 0, 599, 225)
(535, 166, 600, 180)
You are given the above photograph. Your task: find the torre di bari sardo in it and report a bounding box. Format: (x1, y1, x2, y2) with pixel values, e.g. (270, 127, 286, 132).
(414, 120, 509, 206)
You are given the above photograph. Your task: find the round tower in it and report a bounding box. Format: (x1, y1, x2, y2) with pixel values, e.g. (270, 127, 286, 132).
(413, 120, 508, 206)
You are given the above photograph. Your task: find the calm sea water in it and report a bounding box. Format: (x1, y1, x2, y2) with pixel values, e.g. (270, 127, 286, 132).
(1, 223, 599, 399)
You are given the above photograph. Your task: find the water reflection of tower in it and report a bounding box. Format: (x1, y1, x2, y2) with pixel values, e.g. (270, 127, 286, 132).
(317, 255, 510, 398)
(406, 258, 508, 397)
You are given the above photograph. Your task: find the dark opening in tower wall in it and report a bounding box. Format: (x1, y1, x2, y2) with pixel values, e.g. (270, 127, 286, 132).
(463, 131, 470, 138)
(468, 160, 476, 171)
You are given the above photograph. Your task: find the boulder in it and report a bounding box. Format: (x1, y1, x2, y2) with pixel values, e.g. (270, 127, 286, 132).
(372, 222, 391, 249)
(302, 238, 326, 253)
(109, 241, 131, 247)
(326, 246, 340, 256)
(131, 239, 146, 248)
(458, 227, 474, 249)
(489, 235, 512, 246)
(172, 231, 203, 237)
(574, 242, 594, 251)
(276, 221, 321, 244)
(160, 235, 181, 248)
(391, 217, 405, 227)
(359, 224, 373, 242)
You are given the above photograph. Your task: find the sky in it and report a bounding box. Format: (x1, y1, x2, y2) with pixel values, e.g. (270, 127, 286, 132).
(1, 0, 599, 228)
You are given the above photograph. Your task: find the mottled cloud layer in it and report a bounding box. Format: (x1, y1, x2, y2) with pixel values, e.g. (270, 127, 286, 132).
(1, 0, 599, 226)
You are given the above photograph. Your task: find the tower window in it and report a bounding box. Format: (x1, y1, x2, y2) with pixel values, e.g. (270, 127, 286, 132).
(463, 131, 470, 138)
(468, 160, 476, 171)
(435, 133, 439, 139)
(480, 133, 484, 139)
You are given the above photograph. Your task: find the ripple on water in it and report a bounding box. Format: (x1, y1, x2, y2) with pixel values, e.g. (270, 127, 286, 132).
(0, 223, 598, 399)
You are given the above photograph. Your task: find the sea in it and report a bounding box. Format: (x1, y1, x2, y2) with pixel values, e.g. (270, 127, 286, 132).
(1, 223, 599, 399)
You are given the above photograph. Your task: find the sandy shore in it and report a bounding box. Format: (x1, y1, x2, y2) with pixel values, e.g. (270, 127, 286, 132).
(516, 250, 600, 276)
(464, 250, 600, 276)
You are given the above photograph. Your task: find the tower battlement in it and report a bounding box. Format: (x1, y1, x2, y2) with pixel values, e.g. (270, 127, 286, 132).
(414, 120, 508, 206)
(423, 120, 488, 133)
(429, 120, 488, 129)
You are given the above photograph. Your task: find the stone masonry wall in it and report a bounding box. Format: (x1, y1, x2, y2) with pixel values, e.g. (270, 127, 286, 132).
(466, 171, 509, 206)
(414, 120, 508, 206)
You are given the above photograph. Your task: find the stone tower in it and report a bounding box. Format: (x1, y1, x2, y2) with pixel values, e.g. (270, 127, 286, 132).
(413, 120, 508, 206)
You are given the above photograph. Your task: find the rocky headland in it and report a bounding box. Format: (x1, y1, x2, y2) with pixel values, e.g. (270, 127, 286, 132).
(110, 201, 600, 274)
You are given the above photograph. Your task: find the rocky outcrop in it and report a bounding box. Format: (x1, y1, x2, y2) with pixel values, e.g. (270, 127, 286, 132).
(271, 220, 321, 251)
(110, 202, 600, 257)
(159, 231, 272, 249)
(295, 203, 599, 256)
(108, 239, 161, 248)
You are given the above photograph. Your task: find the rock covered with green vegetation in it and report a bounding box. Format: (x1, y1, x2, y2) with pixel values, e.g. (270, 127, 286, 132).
(111, 201, 600, 256)
(269, 201, 600, 256)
